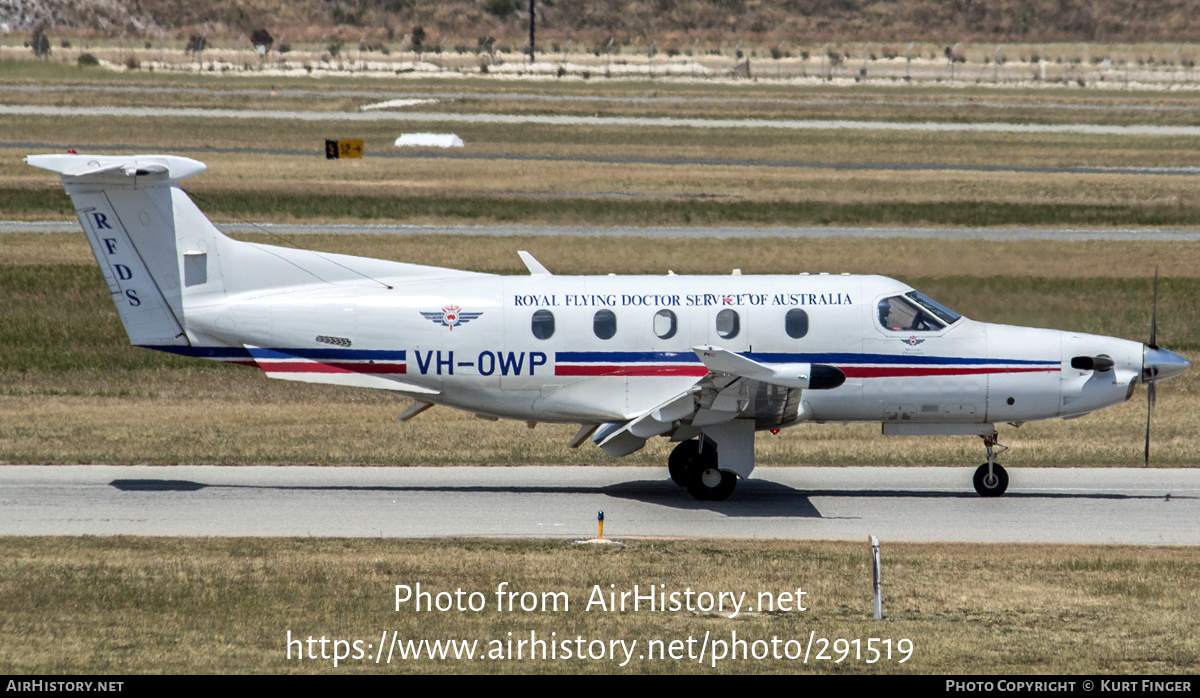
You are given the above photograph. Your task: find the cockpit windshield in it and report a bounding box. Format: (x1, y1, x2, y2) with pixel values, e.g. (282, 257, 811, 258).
(878, 292, 962, 332)
(905, 291, 962, 325)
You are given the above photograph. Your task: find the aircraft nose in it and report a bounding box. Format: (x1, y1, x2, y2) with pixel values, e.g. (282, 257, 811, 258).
(1143, 346, 1191, 383)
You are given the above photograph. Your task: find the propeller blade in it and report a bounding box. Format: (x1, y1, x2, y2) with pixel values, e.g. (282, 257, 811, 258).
(1143, 265, 1160, 466)
(1144, 381, 1156, 465)
(1149, 266, 1159, 349)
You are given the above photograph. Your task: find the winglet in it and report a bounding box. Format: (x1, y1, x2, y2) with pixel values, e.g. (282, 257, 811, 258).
(517, 251, 552, 275)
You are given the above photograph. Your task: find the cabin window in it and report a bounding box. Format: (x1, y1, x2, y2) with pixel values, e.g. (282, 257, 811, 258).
(593, 309, 617, 340)
(785, 308, 809, 339)
(716, 309, 740, 339)
(878, 295, 946, 332)
(653, 309, 677, 339)
(531, 309, 555, 340)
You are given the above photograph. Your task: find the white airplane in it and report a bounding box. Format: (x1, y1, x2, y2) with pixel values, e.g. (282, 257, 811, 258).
(27, 153, 1191, 501)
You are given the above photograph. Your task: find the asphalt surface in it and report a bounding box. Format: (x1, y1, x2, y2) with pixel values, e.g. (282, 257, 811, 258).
(1, 466, 1196, 543)
(7, 221, 1200, 241)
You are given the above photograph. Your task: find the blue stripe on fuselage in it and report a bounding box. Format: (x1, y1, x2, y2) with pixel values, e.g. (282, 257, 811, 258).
(555, 351, 1057, 366)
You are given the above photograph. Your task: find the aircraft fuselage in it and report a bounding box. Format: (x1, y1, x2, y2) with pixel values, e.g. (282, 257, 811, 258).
(182, 272, 1145, 429)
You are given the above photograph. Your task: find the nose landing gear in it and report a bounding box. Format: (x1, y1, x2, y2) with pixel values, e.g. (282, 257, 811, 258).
(973, 433, 1009, 497)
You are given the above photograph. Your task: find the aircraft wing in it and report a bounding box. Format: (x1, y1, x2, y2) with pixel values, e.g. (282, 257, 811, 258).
(591, 346, 845, 456)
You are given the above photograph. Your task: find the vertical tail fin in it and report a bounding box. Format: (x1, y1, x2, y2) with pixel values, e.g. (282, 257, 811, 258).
(29, 153, 486, 356)
(25, 154, 222, 350)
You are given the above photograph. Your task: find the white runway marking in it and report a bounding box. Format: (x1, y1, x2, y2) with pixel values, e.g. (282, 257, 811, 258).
(360, 98, 437, 111)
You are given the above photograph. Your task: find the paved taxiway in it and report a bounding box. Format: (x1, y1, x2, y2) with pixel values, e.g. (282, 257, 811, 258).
(1, 466, 1196, 544)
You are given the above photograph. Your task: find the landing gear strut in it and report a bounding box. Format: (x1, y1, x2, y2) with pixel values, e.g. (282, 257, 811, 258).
(973, 433, 1009, 497)
(668, 438, 737, 501)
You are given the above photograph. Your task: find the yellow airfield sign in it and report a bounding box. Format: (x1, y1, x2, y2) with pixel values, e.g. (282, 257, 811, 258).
(325, 139, 364, 159)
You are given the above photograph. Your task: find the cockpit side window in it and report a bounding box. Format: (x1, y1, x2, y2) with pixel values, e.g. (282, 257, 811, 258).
(878, 295, 946, 332)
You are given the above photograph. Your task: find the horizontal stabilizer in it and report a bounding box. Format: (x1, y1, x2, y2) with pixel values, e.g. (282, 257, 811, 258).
(26, 154, 206, 181)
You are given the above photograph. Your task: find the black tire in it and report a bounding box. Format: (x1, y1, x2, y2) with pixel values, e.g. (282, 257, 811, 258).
(973, 462, 1009, 497)
(667, 439, 700, 487)
(685, 449, 737, 501)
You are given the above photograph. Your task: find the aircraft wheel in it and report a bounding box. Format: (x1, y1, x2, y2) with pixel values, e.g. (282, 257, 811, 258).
(667, 439, 701, 487)
(686, 450, 737, 501)
(973, 462, 1009, 497)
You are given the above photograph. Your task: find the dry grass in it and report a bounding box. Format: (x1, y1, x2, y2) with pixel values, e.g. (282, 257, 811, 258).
(6, 232, 1200, 280)
(5, 117, 1200, 171)
(182, 163, 1200, 213)
(0, 537, 1195, 673)
(10, 130, 1200, 230)
(8, 87, 1200, 231)
(10, 75, 1200, 127)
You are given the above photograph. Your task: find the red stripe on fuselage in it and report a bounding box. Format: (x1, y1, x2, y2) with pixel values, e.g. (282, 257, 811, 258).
(253, 361, 407, 374)
(555, 365, 710, 377)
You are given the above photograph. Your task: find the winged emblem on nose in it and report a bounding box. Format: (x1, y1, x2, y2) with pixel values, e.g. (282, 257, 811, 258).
(420, 305, 483, 330)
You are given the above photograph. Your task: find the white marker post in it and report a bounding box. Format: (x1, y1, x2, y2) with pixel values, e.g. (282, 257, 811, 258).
(870, 535, 882, 620)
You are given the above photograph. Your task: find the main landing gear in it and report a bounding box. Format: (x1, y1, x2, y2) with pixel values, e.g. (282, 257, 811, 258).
(668, 438, 737, 501)
(973, 433, 1009, 497)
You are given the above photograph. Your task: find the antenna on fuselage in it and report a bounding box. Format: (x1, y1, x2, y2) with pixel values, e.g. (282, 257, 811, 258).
(518, 251, 552, 275)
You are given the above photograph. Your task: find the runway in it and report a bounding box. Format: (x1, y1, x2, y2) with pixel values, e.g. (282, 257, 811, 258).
(1, 466, 1197, 544)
